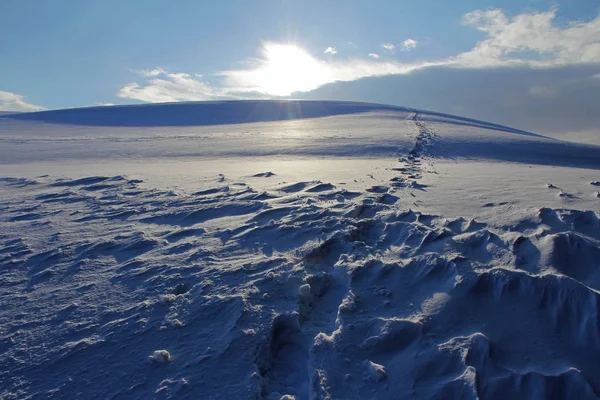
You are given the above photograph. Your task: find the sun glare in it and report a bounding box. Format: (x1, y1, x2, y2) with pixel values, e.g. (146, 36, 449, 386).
(221, 41, 412, 97)
(254, 43, 331, 96)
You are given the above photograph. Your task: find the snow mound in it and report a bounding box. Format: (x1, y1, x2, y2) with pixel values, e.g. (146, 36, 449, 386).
(150, 350, 171, 364)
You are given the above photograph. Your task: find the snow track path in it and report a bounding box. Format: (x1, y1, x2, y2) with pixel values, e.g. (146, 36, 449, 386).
(373, 111, 439, 207)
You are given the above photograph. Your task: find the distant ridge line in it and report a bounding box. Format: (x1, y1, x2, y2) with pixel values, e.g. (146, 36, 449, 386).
(0, 100, 539, 136)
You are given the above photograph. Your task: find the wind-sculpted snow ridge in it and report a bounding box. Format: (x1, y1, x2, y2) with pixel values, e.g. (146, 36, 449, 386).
(1, 173, 600, 400)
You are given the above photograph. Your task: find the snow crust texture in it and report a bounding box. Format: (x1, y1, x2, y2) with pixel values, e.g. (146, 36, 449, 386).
(1, 172, 600, 399)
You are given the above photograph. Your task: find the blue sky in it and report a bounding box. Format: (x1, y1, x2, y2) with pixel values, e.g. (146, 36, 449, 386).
(1, 0, 600, 125)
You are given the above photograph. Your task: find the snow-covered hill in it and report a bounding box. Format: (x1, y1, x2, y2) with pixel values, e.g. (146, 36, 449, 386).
(1, 101, 599, 399)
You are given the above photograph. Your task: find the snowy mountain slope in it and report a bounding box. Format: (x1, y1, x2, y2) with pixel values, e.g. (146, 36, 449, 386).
(0, 100, 535, 131)
(1, 100, 541, 164)
(1, 101, 600, 399)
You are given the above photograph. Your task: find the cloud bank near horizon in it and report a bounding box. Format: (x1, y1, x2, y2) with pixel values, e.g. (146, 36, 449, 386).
(294, 63, 600, 139)
(0, 91, 44, 113)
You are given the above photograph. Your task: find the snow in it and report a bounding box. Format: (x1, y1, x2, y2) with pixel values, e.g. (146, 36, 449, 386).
(0, 100, 600, 399)
(363, 360, 387, 382)
(150, 350, 172, 364)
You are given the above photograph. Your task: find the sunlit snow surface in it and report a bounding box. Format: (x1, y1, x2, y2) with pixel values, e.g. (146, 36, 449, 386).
(1, 101, 600, 399)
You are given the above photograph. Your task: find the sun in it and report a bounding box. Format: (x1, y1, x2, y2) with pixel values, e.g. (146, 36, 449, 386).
(253, 43, 331, 96)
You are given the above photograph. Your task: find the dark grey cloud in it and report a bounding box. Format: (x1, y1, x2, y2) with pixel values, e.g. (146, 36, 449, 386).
(294, 64, 600, 140)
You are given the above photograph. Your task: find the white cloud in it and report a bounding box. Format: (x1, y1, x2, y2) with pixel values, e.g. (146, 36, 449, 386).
(454, 8, 600, 67)
(137, 67, 167, 77)
(324, 46, 337, 55)
(381, 43, 395, 51)
(118, 69, 222, 102)
(0, 91, 44, 112)
(401, 39, 418, 51)
(368, 53, 380, 59)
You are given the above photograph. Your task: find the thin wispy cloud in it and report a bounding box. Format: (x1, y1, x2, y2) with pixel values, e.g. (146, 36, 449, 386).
(368, 53, 380, 59)
(324, 47, 337, 55)
(137, 67, 167, 77)
(0, 91, 44, 112)
(118, 71, 222, 102)
(381, 43, 395, 52)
